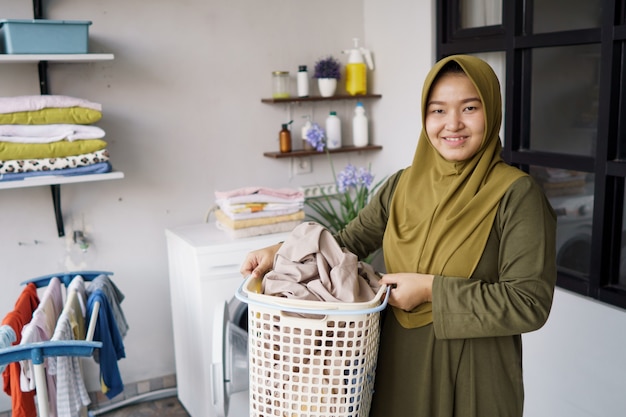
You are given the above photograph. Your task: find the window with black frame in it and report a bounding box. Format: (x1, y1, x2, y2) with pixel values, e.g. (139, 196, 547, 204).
(437, 0, 626, 308)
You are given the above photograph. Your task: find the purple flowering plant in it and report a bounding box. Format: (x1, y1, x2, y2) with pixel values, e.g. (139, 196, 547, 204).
(313, 55, 342, 80)
(304, 122, 326, 151)
(304, 124, 384, 233)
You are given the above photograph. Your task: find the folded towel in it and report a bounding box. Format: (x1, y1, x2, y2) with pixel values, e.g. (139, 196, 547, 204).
(215, 186, 304, 204)
(215, 209, 305, 229)
(215, 219, 301, 239)
(0, 149, 109, 174)
(0, 95, 102, 114)
(0, 161, 112, 182)
(218, 207, 303, 221)
(0, 124, 105, 143)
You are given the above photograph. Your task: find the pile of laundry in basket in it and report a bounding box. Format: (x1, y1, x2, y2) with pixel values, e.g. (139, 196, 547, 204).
(213, 186, 305, 238)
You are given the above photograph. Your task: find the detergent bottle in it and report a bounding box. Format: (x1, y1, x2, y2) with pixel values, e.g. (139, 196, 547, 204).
(342, 38, 374, 96)
(352, 102, 368, 147)
(325, 111, 342, 150)
(301, 115, 314, 150)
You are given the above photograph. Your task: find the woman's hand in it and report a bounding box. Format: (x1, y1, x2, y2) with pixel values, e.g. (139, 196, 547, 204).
(240, 242, 282, 279)
(380, 273, 435, 311)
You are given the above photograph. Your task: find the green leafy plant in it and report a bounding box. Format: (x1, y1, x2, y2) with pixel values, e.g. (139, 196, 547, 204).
(304, 125, 384, 234)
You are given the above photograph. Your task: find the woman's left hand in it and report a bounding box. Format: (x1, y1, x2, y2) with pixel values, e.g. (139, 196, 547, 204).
(380, 273, 435, 311)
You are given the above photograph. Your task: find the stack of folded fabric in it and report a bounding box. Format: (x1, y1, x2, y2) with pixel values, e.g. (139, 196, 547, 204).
(0, 95, 113, 182)
(529, 166, 587, 198)
(214, 186, 305, 239)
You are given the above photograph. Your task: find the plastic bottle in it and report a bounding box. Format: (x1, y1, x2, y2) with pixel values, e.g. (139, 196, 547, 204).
(297, 65, 309, 98)
(301, 116, 313, 150)
(279, 120, 293, 153)
(325, 111, 342, 150)
(353, 102, 368, 147)
(342, 38, 374, 96)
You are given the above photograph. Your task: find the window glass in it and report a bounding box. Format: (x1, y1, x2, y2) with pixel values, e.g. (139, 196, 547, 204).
(620, 184, 626, 287)
(619, 43, 626, 159)
(533, 0, 602, 33)
(530, 167, 594, 278)
(459, 0, 502, 28)
(529, 44, 600, 156)
(470, 51, 506, 142)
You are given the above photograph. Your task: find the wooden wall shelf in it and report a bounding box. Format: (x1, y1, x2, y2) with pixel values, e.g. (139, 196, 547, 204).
(263, 145, 382, 159)
(261, 94, 382, 104)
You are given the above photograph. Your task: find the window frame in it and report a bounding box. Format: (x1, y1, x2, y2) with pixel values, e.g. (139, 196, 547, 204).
(437, 0, 626, 309)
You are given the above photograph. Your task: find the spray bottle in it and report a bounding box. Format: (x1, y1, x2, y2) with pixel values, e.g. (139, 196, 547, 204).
(342, 38, 374, 96)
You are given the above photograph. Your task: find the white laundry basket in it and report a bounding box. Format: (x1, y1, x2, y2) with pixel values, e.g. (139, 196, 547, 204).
(236, 276, 389, 417)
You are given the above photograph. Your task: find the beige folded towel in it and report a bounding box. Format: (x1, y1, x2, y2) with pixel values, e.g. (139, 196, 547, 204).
(215, 209, 305, 230)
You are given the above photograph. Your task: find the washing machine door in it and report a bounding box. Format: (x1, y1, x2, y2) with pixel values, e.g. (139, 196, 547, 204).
(211, 300, 249, 417)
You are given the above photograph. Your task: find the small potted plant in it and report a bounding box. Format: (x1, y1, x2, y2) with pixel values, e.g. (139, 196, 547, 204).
(313, 55, 341, 97)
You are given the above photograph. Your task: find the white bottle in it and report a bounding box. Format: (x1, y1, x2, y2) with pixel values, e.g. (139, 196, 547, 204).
(325, 111, 342, 149)
(297, 65, 309, 97)
(301, 119, 312, 140)
(353, 101, 369, 147)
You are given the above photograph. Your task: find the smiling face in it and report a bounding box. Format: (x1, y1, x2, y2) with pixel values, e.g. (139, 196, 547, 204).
(425, 72, 485, 162)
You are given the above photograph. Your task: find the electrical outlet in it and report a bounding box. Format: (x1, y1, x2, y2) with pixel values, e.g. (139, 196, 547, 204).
(300, 183, 339, 198)
(294, 157, 313, 175)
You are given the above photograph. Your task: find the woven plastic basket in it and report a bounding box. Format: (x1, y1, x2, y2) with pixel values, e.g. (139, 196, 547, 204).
(236, 276, 389, 417)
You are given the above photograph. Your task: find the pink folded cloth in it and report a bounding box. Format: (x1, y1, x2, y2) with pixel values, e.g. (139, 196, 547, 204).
(215, 186, 304, 202)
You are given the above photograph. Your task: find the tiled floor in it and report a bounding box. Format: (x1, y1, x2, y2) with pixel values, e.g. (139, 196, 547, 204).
(96, 396, 190, 417)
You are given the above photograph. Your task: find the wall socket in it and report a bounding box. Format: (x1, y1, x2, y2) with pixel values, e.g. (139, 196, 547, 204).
(300, 183, 339, 199)
(293, 156, 313, 175)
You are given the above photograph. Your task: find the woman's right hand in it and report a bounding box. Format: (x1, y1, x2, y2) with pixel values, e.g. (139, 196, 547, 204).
(240, 242, 283, 279)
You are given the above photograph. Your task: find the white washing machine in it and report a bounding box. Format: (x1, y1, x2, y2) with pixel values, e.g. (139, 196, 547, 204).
(165, 223, 292, 417)
(550, 194, 594, 273)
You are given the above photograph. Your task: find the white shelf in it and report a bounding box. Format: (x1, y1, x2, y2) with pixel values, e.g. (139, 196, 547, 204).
(0, 53, 114, 63)
(0, 171, 124, 190)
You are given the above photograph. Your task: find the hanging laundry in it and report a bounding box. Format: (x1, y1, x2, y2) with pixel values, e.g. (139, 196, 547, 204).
(49, 293, 91, 417)
(1, 283, 40, 417)
(86, 274, 128, 338)
(19, 277, 63, 417)
(0, 325, 16, 372)
(86, 289, 125, 399)
(67, 276, 87, 322)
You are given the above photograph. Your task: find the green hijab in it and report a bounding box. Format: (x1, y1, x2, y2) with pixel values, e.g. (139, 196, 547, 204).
(382, 55, 526, 329)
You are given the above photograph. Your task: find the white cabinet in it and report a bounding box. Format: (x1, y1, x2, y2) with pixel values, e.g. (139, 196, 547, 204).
(165, 223, 290, 417)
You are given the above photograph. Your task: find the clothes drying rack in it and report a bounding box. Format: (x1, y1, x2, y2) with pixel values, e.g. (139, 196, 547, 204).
(0, 270, 113, 417)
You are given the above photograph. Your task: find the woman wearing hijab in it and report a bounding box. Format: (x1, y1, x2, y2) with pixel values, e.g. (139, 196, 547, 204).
(241, 55, 556, 417)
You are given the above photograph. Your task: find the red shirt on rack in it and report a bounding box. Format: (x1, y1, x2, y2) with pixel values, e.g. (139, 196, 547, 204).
(2, 283, 40, 417)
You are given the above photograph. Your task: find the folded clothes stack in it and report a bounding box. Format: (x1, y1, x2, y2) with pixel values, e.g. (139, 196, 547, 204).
(0, 95, 113, 181)
(214, 186, 305, 238)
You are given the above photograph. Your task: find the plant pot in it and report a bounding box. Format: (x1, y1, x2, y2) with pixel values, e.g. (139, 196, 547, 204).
(317, 78, 337, 97)
(302, 139, 315, 151)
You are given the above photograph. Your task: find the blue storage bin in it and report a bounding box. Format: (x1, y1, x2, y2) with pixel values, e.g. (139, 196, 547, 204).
(0, 19, 91, 54)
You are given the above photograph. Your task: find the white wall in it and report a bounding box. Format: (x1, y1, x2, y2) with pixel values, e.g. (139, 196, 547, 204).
(1, 1, 623, 416)
(0, 0, 431, 412)
(523, 288, 626, 417)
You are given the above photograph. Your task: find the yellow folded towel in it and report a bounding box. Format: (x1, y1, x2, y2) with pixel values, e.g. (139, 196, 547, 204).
(215, 209, 305, 230)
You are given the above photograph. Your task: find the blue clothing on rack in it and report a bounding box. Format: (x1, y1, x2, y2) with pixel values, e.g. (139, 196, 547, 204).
(86, 289, 125, 399)
(86, 274, 128, 338)
(0, 325, 16, 373)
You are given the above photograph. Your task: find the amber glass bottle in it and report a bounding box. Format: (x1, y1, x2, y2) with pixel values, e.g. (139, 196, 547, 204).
(279, 121, 292, 153)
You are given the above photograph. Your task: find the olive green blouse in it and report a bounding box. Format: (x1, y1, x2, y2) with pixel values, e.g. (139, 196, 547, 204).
(334, 171, 556, 417)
